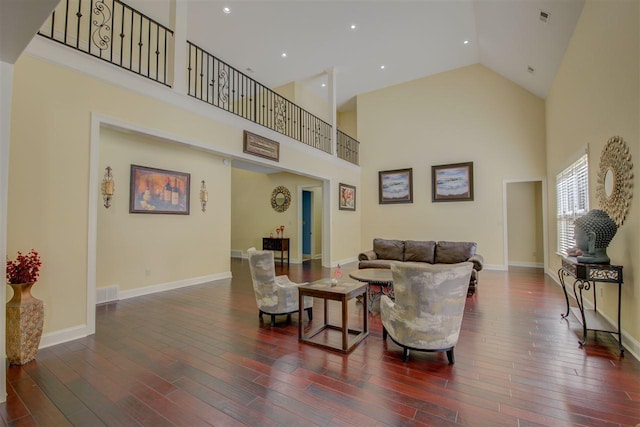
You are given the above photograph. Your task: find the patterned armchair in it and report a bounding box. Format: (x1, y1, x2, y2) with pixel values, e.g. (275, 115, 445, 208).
(381, 262, 473, 363)
(247, 248, 313, 326)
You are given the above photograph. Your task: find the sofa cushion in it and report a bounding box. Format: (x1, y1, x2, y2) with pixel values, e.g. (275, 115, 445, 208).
(359, 259, 394, 269)
(373, 238, 405, 261)
(404, 240, 436, 263)
(435, 241, 477, 264)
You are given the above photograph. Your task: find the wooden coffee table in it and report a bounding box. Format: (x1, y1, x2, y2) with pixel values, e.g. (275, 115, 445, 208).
(298, 280, 368, 353)
(348, 269, 394, 311)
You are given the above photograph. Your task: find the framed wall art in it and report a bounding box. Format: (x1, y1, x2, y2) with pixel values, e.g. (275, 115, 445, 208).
(431, 162, 474, 202)
(338, 183, 356, 211)
(379, 168, 413, 204)
(130, 165, 190, 214)
(243, 130, 280, 162)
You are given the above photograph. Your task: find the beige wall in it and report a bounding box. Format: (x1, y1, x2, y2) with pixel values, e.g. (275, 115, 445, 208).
(274, 81, 331, 124)
(357, 64, 547, 267)
(546, 1, 639, 347)
(98, 127, 229, 292)
(337, 110, 358, 139)
(507, 181, 544, 267)
(8, 54, 360, 336)
(230, 168, 322, 260)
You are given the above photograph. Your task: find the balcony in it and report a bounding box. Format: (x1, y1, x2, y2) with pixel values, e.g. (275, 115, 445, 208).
(37, 0, 359, 165)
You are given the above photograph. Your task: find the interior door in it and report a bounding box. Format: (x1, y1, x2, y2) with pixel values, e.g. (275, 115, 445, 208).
(302, 190, 312, 256)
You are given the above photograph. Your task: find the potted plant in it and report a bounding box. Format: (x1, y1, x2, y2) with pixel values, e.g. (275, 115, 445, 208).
(6, 249, 44, 365)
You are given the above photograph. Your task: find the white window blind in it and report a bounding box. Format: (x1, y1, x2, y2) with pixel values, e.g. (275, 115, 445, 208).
(556, 153, 589, 255)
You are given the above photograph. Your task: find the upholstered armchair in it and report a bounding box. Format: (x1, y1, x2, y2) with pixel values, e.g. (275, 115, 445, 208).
(381, 262, 473, 363)
(247, 248, 313, 326)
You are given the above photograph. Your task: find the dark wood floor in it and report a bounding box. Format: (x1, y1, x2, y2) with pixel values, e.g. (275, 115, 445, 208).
(2, 259, 640, 426)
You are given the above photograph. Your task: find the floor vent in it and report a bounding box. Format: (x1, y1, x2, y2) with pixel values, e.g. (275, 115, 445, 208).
(97, 285, 119, 304)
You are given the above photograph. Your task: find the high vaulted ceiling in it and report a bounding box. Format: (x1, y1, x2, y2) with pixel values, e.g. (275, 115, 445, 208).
(184, 0, 585, 110)
(2, 0, 585, 111)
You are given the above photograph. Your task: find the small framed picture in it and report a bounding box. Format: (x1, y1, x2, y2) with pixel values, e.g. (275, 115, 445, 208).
(379, 168, 413, 204)
(432, 162, 474, 202)
(243, 130, 280, 162)
(130, 165, 190, 214)
(338, 183, 356, 211)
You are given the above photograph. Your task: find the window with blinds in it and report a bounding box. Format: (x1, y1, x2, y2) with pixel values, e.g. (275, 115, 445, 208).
(556, 153, 589, 255)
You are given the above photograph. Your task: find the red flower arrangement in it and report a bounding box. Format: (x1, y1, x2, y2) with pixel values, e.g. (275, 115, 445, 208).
(6, 249, 42, 284)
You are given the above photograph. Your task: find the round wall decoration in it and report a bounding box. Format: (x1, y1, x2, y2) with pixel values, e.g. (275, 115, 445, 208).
(271, 186, 291, 213)
(595, 136, 633, 227)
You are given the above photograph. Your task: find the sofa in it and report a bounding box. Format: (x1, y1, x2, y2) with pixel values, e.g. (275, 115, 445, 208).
(358, 238, 484, 295)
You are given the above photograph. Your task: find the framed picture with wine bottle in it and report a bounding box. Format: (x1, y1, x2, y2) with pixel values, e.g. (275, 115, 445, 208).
(129, 165, 191, 214)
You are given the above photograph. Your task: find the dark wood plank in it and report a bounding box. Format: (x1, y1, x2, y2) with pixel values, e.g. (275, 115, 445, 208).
(1, 260, 640, 425)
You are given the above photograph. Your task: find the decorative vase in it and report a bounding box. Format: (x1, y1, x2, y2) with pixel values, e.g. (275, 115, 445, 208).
(6, 282, 44, 365)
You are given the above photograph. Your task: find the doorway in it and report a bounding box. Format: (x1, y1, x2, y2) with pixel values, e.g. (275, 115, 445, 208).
(302, 190, 312, 261)
(503, 179, 547, 270)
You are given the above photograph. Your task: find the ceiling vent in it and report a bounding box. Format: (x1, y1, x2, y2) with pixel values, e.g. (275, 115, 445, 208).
(527, 66, 535, 74)
(539, 10, 550, 23)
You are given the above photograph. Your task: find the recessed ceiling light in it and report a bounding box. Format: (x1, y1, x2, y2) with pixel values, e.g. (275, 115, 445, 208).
(350, 24, 357, 31)
(463, 40, 470, 45)
(281, 52, 287, 58)
(222, 6, 231, 14)
(321, 83, 327, 87)
(380, 65, 385, 70)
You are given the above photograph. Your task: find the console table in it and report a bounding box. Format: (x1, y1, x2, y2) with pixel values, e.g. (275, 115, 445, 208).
(262, 237, 290, 266)
(558, 257, 624, 355)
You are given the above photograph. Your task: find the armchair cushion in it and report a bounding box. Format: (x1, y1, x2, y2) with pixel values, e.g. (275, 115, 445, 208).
(247, 249, 312, 318)
(381, 262, 473, 358)
(373, 238, 404, 261)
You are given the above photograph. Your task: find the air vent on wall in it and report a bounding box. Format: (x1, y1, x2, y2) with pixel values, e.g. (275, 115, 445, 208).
(539, 10, 550, 23)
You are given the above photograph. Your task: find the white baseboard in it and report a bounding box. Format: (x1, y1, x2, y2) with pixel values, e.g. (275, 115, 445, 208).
(118, 273, 232, 301)
(508, 261, 544, 268)
(40, 325, 91, 349)
(333, 257, 358, 268)
(484, 264, 508, 271)
(546, 270, 640, 362)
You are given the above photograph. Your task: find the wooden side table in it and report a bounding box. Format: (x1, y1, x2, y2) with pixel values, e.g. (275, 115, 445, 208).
(298, 280, 368, 353)
(262, 237, 290, 266)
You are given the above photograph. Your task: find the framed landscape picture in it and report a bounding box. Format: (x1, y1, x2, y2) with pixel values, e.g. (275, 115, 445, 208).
(379, 168, 413, 204)
(130, 165, 190, 214)
(432, 162, 474, 202)
(338, 183, 356, 211)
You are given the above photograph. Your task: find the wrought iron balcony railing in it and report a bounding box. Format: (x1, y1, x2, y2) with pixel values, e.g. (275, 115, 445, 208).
(337, 130, 360, 166)
(38, 0, 173, 86)
(36, 0, 360, 163)
(187, 41, 332, 155)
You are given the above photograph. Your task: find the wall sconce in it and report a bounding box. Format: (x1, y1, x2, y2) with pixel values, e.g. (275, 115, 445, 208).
(102, 166, 115, 208)
(200, 180, 208, 212)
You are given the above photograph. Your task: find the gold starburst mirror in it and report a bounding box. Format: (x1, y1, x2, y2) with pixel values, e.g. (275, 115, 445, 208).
(595, 136, 633, 226)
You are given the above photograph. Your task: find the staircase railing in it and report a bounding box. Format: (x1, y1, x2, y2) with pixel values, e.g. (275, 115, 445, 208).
(337, 130, 360, 165)
(38, 0, 173, 86)
(187, 41, 332, 154)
